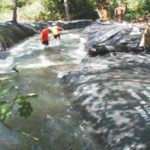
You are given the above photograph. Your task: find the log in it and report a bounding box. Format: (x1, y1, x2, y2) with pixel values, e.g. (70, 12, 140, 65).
(88, 45, 150, 57)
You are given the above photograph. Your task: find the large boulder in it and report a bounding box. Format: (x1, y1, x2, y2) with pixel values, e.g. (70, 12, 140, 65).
(0, 22, 37, 51)
(61, 21, 150, 150)
(82, 20, 146, 56)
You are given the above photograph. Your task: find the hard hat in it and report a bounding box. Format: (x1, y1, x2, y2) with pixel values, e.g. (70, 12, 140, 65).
(52, 23, 56, 26)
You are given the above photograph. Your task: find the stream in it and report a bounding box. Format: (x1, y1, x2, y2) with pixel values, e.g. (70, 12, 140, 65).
(0, 29, 102, 150)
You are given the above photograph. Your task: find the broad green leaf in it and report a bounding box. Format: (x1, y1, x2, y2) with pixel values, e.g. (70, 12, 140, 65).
(0, 98, 21, 105)
(0, 76, 12, 81)
(13, 98, 21, 103)
(18, 102, 33, 118)
(0, 105, 12, 121)
(21, 93, 38, 99)
(4, 98, 21, 104)
(0, 75, 38, 121)
(0, 101, 7, 106)
(0, 86, 16, 98)
(0, 82, 9, 90)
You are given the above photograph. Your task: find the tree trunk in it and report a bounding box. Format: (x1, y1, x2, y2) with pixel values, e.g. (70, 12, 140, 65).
(12, 0, 17, 22)
(61, 0, 66, 19)
(96, 0, 111, 20)
(64, 0, 70, 21)
(89, 45, 146, 57)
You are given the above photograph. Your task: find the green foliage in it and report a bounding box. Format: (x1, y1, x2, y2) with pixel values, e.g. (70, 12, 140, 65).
(136, 0, 150, 15)
(40, 0, 63, 21)
(18, 101, 33, 117)
(0, 0, 149, 21)
(18, 1, 45, 21)
(40, 0, 98, 20)
(0, 74, 38, 122)
(108, 0, 150, 21)
(17, 0, 27, 8)
(69, 0, 97, 19)
(0, 104, 12, 121)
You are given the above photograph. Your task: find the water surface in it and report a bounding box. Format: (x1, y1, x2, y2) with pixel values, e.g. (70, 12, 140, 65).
(0, 29, 102, 150)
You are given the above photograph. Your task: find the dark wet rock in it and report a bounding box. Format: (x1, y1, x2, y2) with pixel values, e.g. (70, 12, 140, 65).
(49, 20, 92, 30)
(34, 21, 50, 30)
(31, 20, 92, 30)
(0, 34, 7, 51)
(82, 20, 146, 56)
(0, 22, 37, 51)
(88, 45, 150, 57)
(62, 53, 150, 150)
(26, 20, 92, 31)
(61, 21, 150, 149)
(0, 20, 92, 51)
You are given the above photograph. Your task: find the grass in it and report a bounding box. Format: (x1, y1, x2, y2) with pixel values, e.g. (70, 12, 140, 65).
(0, 1, 44, 22)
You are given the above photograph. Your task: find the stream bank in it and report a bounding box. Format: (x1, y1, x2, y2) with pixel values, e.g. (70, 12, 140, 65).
(0, 20, 92, 51)
(61, 20, 150, 150)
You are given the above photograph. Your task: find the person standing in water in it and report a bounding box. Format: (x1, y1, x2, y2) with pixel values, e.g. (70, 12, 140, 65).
(40, 27, 51, 46)
(115, 5, 125, 23)
(139, 19, 150, 52)
(51, 23, 64, 40)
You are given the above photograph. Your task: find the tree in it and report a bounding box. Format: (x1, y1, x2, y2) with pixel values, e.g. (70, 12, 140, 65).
(64, 0, 70, 21)
(12, 0, 18, 22)
(69, 0, 97, 20)
(96, 0, 111, 20)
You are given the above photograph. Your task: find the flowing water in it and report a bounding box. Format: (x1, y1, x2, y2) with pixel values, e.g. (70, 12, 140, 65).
(1, 26, 150, 150)
(0, 29, 102, 150)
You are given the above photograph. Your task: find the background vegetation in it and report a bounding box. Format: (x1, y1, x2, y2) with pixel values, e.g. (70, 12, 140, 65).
(0, 0, 149, 22)
(109, 0, 150, 20)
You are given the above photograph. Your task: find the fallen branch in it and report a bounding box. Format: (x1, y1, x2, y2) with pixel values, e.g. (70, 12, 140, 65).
(88, 45, 150, 57)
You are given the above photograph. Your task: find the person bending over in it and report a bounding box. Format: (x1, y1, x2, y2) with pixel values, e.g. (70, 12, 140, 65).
(40, 27, 51, 46)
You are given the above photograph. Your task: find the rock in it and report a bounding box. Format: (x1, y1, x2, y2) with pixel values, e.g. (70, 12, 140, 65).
(0, 20, 92, 51)
(82, 20, 145, 56)
(61, 20, 150, 150)
(0, 22, 37, 51)
(88, 45, 147, 57)
(54, 19, 92, 29)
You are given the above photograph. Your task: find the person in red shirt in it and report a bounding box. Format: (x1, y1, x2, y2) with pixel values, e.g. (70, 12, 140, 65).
(40, 27, 51, 46)
(115, 5, 125, 23)
(51, 23, 64, 39)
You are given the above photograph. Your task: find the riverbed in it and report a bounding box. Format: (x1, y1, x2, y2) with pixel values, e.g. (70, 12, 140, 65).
(0, 29, 103, 150)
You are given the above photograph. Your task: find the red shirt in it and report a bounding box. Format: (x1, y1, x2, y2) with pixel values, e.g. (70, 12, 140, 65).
(115, 7, 124, 15)
(40, 29, 50, 41)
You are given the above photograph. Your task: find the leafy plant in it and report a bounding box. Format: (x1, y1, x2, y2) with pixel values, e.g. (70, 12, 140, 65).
(0, 74, 38, 122)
